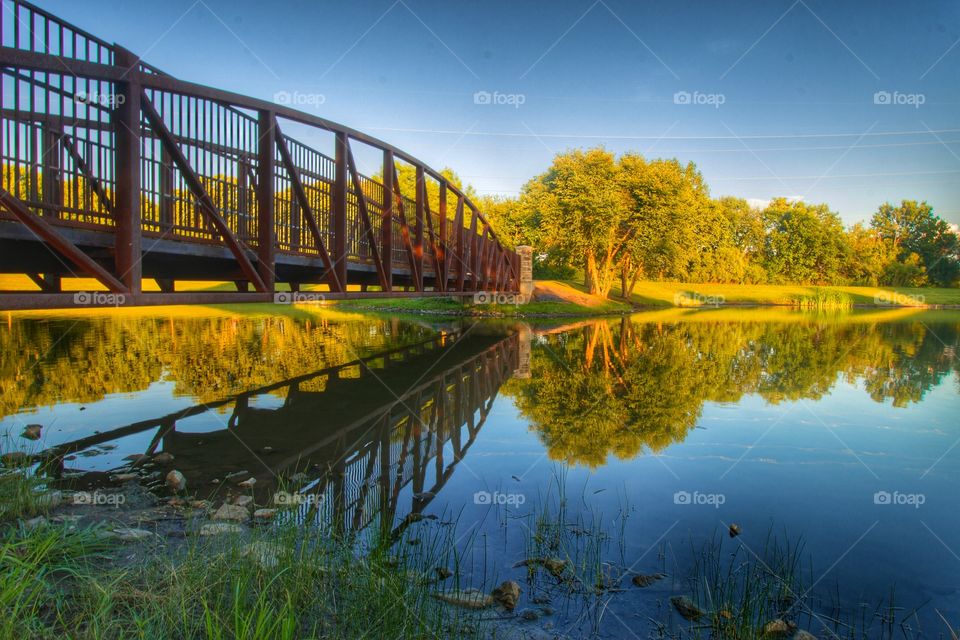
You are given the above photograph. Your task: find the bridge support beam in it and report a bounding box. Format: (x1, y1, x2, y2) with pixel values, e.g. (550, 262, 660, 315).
(113, 47, 142, 293)
(256, 110, 276, 291)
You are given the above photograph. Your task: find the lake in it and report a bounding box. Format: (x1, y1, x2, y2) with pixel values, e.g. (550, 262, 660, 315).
(1, 306, 958, 638)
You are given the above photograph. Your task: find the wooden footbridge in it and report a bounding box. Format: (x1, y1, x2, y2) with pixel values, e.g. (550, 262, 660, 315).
(0, 1, 520, 309)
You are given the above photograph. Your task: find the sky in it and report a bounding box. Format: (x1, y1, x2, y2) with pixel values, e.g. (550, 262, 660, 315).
(43, 0, 960, 225)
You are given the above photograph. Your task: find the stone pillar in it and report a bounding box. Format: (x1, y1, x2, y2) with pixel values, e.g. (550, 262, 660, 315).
(513, 324, 531, 379)
(517, 245, 534, 302)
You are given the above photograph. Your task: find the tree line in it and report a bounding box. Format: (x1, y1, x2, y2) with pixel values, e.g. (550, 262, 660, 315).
(476, 147, 960, 297)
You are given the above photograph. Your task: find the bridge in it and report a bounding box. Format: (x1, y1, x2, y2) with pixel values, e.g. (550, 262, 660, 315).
(0, 1, 520, 310)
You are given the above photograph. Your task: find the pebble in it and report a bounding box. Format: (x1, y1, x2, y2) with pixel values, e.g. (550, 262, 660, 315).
(212, 503, 249, 522)
(237, 478, 257, 489)
(233, 495, 254, 508)
(110, 527, 156, 542)
(152, 452, 174, 465)
(165, 470, 187, 492)
(21, 424, 42, 440)
(253, 508, 277, 521)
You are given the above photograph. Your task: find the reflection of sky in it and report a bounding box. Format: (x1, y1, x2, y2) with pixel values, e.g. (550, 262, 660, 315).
(429, 372, 960, 634)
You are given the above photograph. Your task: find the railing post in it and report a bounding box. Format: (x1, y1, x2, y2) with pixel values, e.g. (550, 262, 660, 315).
(438, 181, 447, 291)
(455, 197, 465, 292)
(468, 206, 478, 291)
(41, 126, 61, 214)
(414, 165, 425, 291)
(113, 47, 141, 293)
(256, 109, 276, 290)
(333, 132, 348, 290)
(381, 149, 394, 292)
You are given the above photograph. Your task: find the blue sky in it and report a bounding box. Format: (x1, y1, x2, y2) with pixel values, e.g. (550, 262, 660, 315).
(45, 0, 960, 224)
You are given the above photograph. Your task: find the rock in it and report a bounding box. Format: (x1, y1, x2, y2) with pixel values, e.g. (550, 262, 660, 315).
(237, 478, 257, 489)
(212, 503, 249, 521)
(762, 619, 795, 638)
(225, 470, 251, 484)
(152, 452, 174, 465)
(110, 527, 155, 542)
(51, 514, 81, 524)
(252, 508, 277, 521)
(190, 500, 210, 509)
(792, 632, 817, 640)
(519, 608, 540, 621)
(431, 589, 494, 610)
(729, 523, 742, 538)
(434, 567, 453, 580)
(233, 495, 254, 508)
(1, 452, 29, 467)
(242, 541, 282, 569)
(165, 470, 187, 493)
(491, 580, 521, 610)
(21, 424, 42, 440)
(23, 516, 48, 530)
(112, 473, 139, 482)
(670, 595, 704, 620)
(542, 558, 568, 578)
(168, 497, 186, 507)
(199, 522, 244, 536)
(631, 572, 666, 587)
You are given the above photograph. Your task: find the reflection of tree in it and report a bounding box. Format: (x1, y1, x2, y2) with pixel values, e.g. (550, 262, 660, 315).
(504, 316, 959, 467)
(0, 314, 433, 419)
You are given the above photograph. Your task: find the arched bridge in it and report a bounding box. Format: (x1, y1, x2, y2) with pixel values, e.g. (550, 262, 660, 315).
(0, 1, 520, 309)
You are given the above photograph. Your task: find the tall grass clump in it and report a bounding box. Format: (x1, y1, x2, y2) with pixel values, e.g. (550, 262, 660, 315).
(794, 287, 854, 309)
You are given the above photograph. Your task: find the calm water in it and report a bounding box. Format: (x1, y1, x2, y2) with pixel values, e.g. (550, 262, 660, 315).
(2, 306, 958, 637)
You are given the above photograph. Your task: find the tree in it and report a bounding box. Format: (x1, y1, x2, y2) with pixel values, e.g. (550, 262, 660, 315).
(761, 199, 849, 284)
(872, 200, 960, 287)
(524, 148, 631, 297)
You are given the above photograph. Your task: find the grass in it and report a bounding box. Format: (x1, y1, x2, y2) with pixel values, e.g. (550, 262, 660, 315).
(336, 292, 630, 317)
(0, 511, 479, 639)
(560, 279, 960, 308)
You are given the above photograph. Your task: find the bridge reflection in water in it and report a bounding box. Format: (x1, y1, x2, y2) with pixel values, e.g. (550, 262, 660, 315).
(42, 329, 522, 536)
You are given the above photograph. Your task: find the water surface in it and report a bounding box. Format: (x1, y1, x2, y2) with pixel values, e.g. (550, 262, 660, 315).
(2, 306, 958, 637)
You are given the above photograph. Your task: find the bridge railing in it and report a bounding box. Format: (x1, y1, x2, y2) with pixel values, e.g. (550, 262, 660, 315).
(0, 0, 520, 298)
